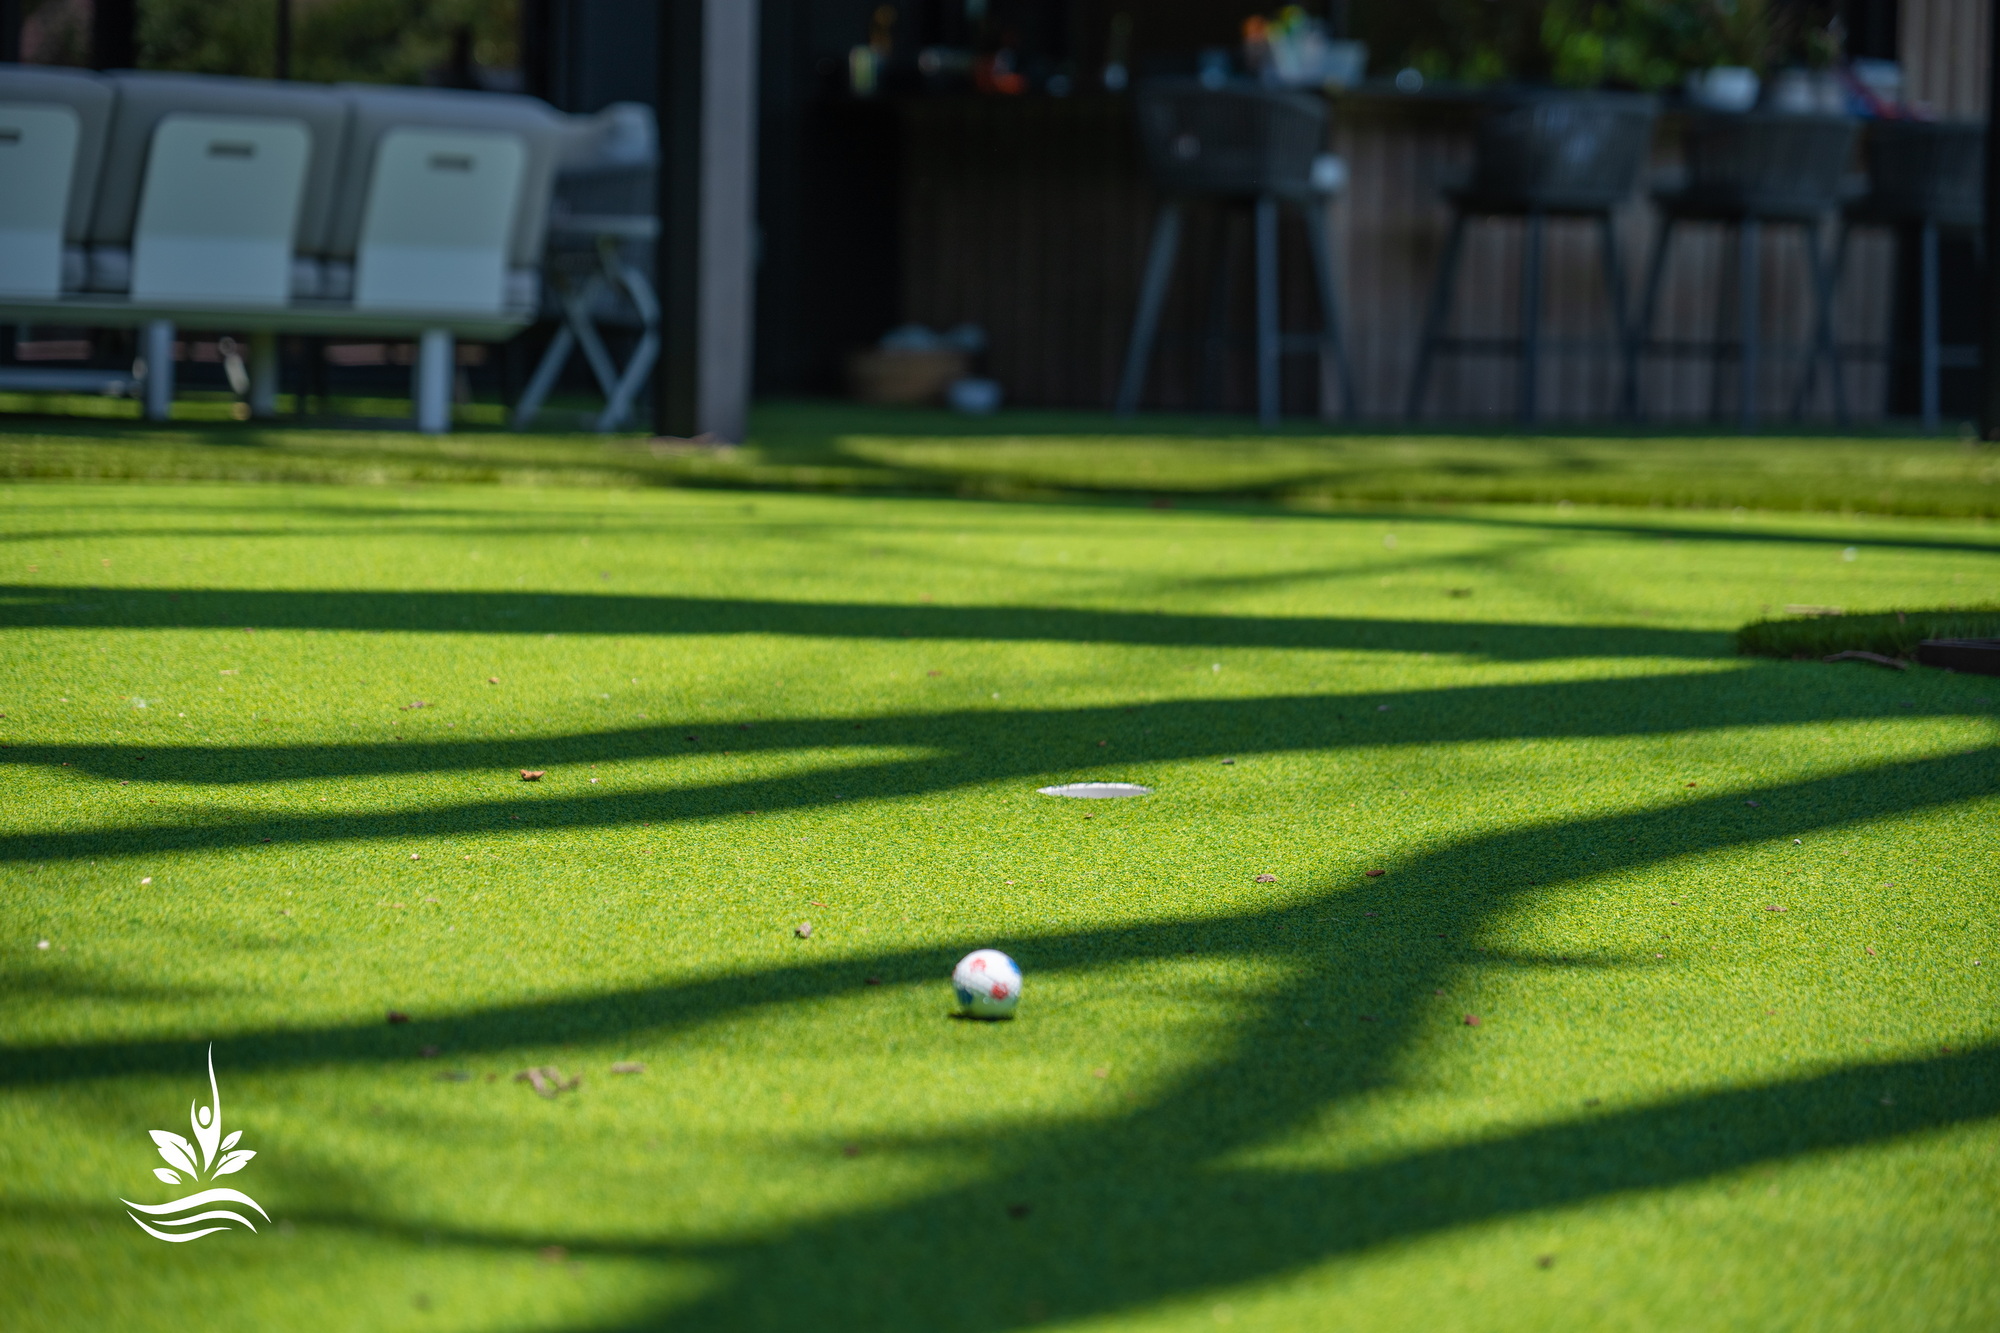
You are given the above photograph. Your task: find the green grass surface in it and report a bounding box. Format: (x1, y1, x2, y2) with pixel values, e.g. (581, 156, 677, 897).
(1, 480, 1997, 1331)
(1738, 606, 2000, 661)
(4, 396, 2000, 515)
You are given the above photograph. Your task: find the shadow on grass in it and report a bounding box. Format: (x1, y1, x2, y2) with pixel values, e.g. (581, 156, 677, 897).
(4, 657, 1987, 863)
(6, 741, 1995, 1328)
(0, 584, 1728, 657)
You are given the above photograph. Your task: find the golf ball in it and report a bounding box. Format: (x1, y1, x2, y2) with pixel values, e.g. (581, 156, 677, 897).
(952, 949, 1022, 1019)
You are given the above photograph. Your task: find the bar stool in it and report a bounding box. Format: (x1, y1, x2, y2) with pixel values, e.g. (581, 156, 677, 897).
(1116, 81, 1356, 427)
(1828, 120, 1984, 431)
(1624, 112, 1857, 427)
(1406, 93, 1658, 423)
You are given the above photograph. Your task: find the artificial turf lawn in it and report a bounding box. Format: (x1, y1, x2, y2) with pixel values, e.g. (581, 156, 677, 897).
(3, 396, 2000, 517)
(1, 480, 1996, 1332)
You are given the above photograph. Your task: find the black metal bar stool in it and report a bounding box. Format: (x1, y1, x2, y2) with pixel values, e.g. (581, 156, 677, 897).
(1116, 81, 1357, 427)
(1624, 112, 1857, 427)
(1405, 93, 1657, 424)
(1828, 120, 1984, 431)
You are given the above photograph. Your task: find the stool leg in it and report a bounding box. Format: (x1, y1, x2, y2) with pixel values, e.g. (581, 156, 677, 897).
(1792, 220, 1846, 423)
(1406, 211, 1468, 421)
(1116, 202, 1183, 417)
(1300, 197, 1357, 420)
(1596, 212, 1630, 415)
(1201, 208, 1237, 412)
(1920, 219, 1941, 432)
(1625, 216, 1674, 421)
(1739, 219, 1762, 429)
(1254, 194, 1281, 428)
(1519, 208, 1545, 424)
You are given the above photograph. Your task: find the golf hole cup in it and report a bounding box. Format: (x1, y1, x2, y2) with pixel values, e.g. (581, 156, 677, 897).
(953, 949, 1022, 1019)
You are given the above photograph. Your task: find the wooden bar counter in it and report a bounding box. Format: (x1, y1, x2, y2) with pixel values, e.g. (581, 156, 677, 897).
(885, 88, 1899, 422)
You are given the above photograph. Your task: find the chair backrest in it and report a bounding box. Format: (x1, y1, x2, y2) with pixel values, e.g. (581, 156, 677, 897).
(94, 72, 348, 255)
(129, 114, 310, 306)
(352, 127, 525, 313)
(1862, 120, 1983, 228)
(1680, 112, 1858, 218)
(0, 64, 114, 258)
(328, 84, 563, 268)
(1134, 80, 1326, 196)
(1467, 93, 1657, 211)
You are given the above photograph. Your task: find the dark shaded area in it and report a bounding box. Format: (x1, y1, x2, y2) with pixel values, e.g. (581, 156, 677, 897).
(0, 583, 1728, 658)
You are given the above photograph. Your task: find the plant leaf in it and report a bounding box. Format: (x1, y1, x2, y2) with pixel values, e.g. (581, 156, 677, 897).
(151, 1131, 198, 1176)
(221, 1130, 242, 1152)
(212, 1149, 256, 1176)
(154, 1168, 182, 1185)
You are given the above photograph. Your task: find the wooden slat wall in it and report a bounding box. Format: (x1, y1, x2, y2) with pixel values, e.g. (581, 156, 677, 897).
(895, 0, 1990, 423)
(1903, 0, 1991, 117)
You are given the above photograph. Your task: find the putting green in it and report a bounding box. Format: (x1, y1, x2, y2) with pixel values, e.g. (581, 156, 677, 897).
(1, 481, 1995, 1332)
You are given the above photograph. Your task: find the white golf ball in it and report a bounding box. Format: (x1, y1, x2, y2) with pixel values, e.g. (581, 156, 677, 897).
(952, 949, 1022, 1019)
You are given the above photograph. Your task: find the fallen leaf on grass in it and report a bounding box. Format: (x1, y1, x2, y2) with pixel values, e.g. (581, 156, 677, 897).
(794, 922, 813, 939)
(386, 1011, 411, 1024)
(1255, 873, 1277, 883)
(520, 770, 544, 781)
(539, 1246, 567, 1263)
(610, 1062, 646, 1075)
(1463, 1014, 1482, 1027)
(1365, 869, 1385, 877)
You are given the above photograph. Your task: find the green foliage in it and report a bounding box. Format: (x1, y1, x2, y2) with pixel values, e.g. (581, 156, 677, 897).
(1737, 607, 2000, 661)
(1366, 0, 1834, 88)
(127, 0, 516, 83)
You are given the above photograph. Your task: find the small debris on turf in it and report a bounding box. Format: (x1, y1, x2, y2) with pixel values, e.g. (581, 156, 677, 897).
(1221, 758, 1235, 764)
(1865, 947, 1876, 956)
(435, 1071, 471, 1082)
(610, 1061, 646, 1074)
(386, 1011, 410, 1024)
(1091, 1067, 1108, 1079)
(520, 770, 544, 781)
(538, 1246, 567, 1264)
(841, 1144, 860, 1157)
(865, 976, 882, 986)
(1766, 905, 1788, 912)
(488, 677, 499, 684)
(1745, 800, 1760, 807)
(1463, 1014, 1481, 1027)
(401, 700, 430, 710)
(794, 922, 812, 939)
(515, 1067, 581, 1098)
(1536, 1254, 1556, 1269)
(1365, 869, 1385, 877)
(36, 940, 50, 950)
(420, 1045, 440, 1057)
(1255, 873, 1277, 883)
(141, 876, 152, 884)
(410, 853, 420, 860)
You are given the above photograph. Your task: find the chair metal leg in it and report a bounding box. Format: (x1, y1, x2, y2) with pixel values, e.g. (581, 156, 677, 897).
(595, 249, 662, 432)
(1299, 197, 1357, 419)
(1625, 216, 1674, 420)
(1254, 193, 1281, 428)
(1405, 211, 1468, 421)
(1920, 219, 1941, 432)
(1518, 208, 1545, 424)
(414, 328, 454, 435)
(1739, 218, 1762, 429)
(248, 330, 280, 418)
(1115, 202, 1184, 417)
(140, 319, 175, 422)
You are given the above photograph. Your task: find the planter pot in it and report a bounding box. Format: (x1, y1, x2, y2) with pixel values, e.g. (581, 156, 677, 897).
(1686, 66, 1760, 113)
